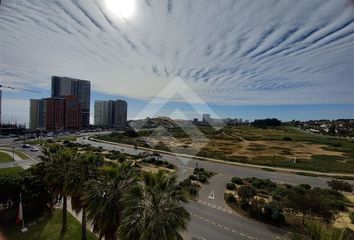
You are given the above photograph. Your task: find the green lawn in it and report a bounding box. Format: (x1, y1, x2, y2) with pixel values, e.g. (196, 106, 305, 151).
(4, 210, 97, 240)
(15, 151, 29, 160)
(0, 167, 23, 176)
(0, 151, 13, 163)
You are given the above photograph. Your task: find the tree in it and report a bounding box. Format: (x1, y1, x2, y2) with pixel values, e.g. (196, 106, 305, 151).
(83, 163, 138, 240)
(39, 144, 75, 234)
(328, 179, 353, 193)
(285, 188, 337, 224)
(118, 171, 190, 240)
(64, 152, 103, 240)
(287, 220, 353, 240)
(237, 185, 256, 205)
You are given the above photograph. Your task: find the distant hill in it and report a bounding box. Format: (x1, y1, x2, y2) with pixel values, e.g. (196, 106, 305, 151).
(129, 117, 179, 129)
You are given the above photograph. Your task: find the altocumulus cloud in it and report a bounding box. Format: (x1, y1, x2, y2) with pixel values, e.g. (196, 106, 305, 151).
(0, 0, 353, 106)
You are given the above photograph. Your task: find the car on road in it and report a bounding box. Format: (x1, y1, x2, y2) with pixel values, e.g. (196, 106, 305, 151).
(31, 147, 40, 152)
(22, 144, 31, 148)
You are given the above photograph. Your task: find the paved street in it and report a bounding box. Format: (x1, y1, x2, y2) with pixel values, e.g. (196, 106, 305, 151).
(2, 135, 353, 240)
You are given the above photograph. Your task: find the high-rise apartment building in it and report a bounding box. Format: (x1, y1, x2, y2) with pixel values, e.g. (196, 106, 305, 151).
(51, 76, 90, 127)
(29, 99, 47, 130)
(111, 100, 127, 128)
(94, 101, 110, 126)
(29, 96, 81, 131)
(94, 100, 127, 129)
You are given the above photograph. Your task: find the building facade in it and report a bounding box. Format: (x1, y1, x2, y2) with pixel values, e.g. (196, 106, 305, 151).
(94, 101, 110, 126)
(29, 96, 81, 131)
(29, 99, 47, 130)
(51, 76, 90, 127)
(94, 100, 127, 129)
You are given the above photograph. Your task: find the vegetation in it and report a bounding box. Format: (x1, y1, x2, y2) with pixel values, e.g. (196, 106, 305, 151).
(327, 179, 353, 192)
(96, 125, 354, 174)
(139, 151, 175, 169)
(0, 166, 23, 175)
(188, 167, 215, 183)
(178, 179, 199, 197)
(3, 210, 97, 240)
(118, 171, 190, 240)
(225, 176, 352, 229)
(350, 212, 354, 224)
(1, 142, 190, 240)
(15, 150, 29, 160)
(286, 220, 353, 240)
(0, 151, 13, 163)
(251, 118, 282, 128)
(226, 182, 236, 190)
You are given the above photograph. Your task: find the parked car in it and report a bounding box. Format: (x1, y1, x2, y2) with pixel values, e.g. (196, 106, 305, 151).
(22, 144, 31, 148)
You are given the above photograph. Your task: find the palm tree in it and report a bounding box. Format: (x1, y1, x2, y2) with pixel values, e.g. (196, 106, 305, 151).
(39, 144, 75, 234)
(64, 152, 103, 240)
(83, 163, 138, 240)
(285, 220, 353, 240)
(118, 171, 190, 240)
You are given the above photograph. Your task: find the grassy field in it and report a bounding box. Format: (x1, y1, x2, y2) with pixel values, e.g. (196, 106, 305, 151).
(0, 167, 23, 175)
(0, 151, 13, 163)
(15, 151, 29, 160)
(3, 210, 97, 240)
(97, 126, 354, 173)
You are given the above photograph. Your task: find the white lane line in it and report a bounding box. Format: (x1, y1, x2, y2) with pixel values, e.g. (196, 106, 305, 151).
(197, 200, 234, 215)
(191, 214, 258, 240)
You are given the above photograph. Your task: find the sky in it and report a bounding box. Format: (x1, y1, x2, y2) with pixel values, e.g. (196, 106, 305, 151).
(0, 0, 354, 126)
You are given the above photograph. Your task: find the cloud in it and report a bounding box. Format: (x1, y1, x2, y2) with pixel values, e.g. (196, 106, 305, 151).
(0, 0, 353, 109)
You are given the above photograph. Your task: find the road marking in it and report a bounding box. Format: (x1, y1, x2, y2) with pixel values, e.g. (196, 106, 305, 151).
(208, 190, 215, 200)
(197, 200, 234, 215)
(191, 214, 257, 240)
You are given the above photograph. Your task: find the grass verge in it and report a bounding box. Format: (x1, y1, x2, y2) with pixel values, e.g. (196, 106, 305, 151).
(0, 167, 23, 176)
(3, 210, 97, 240)
(0, 152, 13, 163)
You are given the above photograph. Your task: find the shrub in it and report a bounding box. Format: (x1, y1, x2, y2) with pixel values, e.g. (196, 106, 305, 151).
(231, 177, 243, 185)
(198, 174, 208, 183)
(227, 194, 236, 203)
(226, 182, 236, 190)
(188, 175, 197, 181)
(350, 212, 354, 224)
(299, 184, 311, 190)
(282, 136, 292, 141)
(189, 186, 198, 196)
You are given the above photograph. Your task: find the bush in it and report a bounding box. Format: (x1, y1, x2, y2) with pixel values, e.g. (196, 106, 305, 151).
(226, 182, 236, 190)
(350, 212, 354, 224)
(189, 186, 198, 196)
(282, 136, 292, 141)
(299, 184, 311, 190)
(188, 175, 197, 181)
(231, 177, 243, 185)
(227, 193, 236, 203)
(198, 174, 208, 183)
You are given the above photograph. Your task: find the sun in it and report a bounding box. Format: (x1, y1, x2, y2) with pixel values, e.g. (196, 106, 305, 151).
(105, 0, 135, 19)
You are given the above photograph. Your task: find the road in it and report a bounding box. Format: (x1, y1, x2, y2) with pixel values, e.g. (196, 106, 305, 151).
(2, 135, 352, 240)
(77, 137, 354, 240)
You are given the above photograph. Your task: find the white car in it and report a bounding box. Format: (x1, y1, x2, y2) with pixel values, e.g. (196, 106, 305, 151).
(31, 147, 40, 152)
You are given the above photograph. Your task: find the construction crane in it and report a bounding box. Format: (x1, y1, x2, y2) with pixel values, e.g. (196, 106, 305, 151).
(0, 84, 41, 93)
(0, 84, 41, 125)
